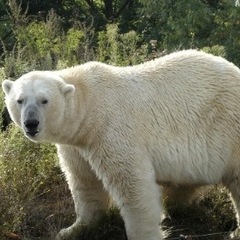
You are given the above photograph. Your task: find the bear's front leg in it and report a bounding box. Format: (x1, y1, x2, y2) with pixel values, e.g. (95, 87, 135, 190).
(95, 154, 163, 240)
(120, 178, 163, 240)
(55, 145, 109, 240)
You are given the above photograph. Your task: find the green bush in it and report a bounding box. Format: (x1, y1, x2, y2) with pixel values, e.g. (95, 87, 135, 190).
(60, 20, 96, 66)
(0, 124, 65, 239)
(202, 45, 226, 58)
(97, 24, 148, 66)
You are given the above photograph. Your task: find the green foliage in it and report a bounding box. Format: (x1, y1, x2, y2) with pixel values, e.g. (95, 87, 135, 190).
(63, 28, 84, 64)
(2, 43, 39, 78)
(202, 45, 226, 58)
(60, 20, 96, 66)
(1, 3, 98, 74)
(138, 0, 240, 66)
(0, 124, 59, 238)
(97, 24, 147, 66)
(13, 9, 62, 70)
(2, 0, 240, 71)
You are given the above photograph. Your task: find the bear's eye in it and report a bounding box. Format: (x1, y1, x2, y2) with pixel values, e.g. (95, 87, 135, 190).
(17, 99, 23, 104)
(41, 99, 48, 105)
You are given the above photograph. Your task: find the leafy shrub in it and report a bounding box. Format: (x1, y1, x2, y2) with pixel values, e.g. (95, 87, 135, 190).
(14, 9, 62, 71)
(0, 124, 73, 239)
(97, 24, 148, 66)
(202, 45, 226, 58)
(60, 20, 96, 67)
(2, 43, 40, 78)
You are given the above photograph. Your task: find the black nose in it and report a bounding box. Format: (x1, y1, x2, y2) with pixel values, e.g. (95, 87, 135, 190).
(24, 119, 39, 136)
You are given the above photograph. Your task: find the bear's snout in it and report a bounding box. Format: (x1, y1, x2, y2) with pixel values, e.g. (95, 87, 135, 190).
(24, 119, 39, 136)
(23, 104, 40, 137)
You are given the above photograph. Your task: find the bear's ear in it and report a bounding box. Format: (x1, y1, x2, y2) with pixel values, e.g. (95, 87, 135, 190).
(61, 83, 75, 96)
(2, 80, 14, 95)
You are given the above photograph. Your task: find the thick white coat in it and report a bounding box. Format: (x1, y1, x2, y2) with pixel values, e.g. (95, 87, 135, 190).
(2, 50, 240, 240)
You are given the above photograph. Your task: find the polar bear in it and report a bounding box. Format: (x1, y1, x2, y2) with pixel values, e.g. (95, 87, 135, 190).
(2, 50, 240, 240)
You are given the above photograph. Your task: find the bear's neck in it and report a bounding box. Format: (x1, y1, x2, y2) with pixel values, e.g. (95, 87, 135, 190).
(59, 83, 101, 147)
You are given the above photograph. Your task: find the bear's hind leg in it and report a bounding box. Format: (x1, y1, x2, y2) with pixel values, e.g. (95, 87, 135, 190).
(56, 145, 109, 240)
(162, 185, 203, 208)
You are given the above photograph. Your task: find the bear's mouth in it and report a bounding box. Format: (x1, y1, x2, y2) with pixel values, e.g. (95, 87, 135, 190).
(24, 118, 40, 137)
(26, 130, 39, 137)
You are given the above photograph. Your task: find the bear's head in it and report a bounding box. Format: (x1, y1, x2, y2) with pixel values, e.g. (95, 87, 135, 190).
(2, 71, 75, 143)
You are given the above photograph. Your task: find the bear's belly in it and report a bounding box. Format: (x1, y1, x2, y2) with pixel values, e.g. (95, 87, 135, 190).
(148, 138, 229, 186)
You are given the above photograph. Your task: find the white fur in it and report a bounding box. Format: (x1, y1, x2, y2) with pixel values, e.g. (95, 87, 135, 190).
(2, 50, 240, 240)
